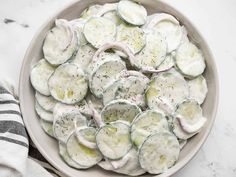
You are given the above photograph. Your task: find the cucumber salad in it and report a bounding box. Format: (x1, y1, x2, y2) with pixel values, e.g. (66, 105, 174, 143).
(30, 0, 208, 176)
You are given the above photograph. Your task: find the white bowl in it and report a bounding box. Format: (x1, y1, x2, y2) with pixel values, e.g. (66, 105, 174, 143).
(19, 0, 219, 176)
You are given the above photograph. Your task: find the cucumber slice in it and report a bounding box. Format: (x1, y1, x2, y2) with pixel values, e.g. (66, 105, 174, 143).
(39, 119, 54, 137)
(114, 76, 149, 109)
(76, 127, 97, 149)
(59, 142, 88, 169)
(67, 131, 102, 167)
(149, 54, 175, 75)
(176, 41, 206, 78)
(175, 100, 207, 133)
(53, 103, 87, 143)
(144, 13, 182, 53)
(89, 58, 126, 98)
(146, 55, 175, 75)
(83, 17, 116, 48)
(35, 101, 53, 122)
(115, 23, 146, 55)
(72, 44, 96, 72)
(131, 110, 169, 148)
(103, 70, 149, 108)
(35, 92, 57, 112)
(96, 121, 132, 160)
(43, 19, 78, 65)
(188, 75, 208, 104)
(30, 59, 55, 96)
(87, 51, 121, 76)
(114, 148, 145, 176)
(139, 132, 180, 174)
(69, 18, 87, 46)
(80, 5, 102, 20)
(154, 20, 182, 53)
(132, 30, 167, 71)
(117, 0, 147, 26)
(103, 11, 123, 26)
(172, 117, 196, 140)
(54, 101, 92, 120)
(95, 3, 118, 17)
(157, 54, 175, 71)
(48, 63, 88, 104)
(101, 99, 141, 123)
(143, 13, 179, 29)
(146, 68, 189, 115)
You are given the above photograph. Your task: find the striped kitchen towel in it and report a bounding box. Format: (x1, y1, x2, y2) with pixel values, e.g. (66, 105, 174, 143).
(0, 84, 66, 177)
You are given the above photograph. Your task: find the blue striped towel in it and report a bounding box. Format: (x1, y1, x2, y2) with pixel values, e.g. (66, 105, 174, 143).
(0, 84, 65, 177)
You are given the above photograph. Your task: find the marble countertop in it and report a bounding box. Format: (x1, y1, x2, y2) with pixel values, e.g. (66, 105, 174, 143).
(0, 0, 236, 176)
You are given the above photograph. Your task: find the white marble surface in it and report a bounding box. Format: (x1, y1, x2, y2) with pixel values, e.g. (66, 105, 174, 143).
(0, 0, 236, 176)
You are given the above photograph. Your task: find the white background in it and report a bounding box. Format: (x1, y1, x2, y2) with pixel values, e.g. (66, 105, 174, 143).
(0, 0, 236, 176)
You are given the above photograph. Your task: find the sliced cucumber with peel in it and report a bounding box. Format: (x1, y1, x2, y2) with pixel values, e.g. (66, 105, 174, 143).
(115, 23, 146, 56)
(146, 68, 189, 115)
(172, 117, 196, 140)
(48, 63, 88, 104)
(117, 0, 147, 26)
(89, 58, 126, 98)
(66, 131, 102, 167)
(40, 119, 54, 137)
(72, 44, 96, 72)
(132, 30, 167, 71)
(188, 75, 208, 104)
(143, 13, 179, 29)
(101, 99, 141, 124)
(35, 91, 57, 112)
(35, 100, 53, 122)
(96, 121, 132, 160)
(59, 141, 88, 169)
(143, 13, 182, 53)
(131, 110, 169, 148)
(30, 59, 55, 96)
(83, 17, 116, 48)
(103, 70, 149, 108)
(154, 21, 183, 53)
(43, 19, 78, 65)
(176, 41, 206, 78)
(103, 11, 123, 26)
(175, 99, 207, 133)
(156, 54, 175, 72)
(139, 132, 180, 174)
(87, 51, 121, 75)
(53, 103, 87, 143)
